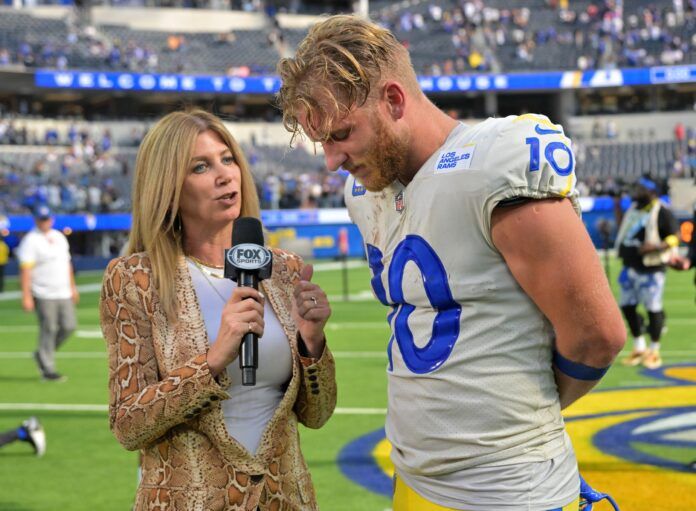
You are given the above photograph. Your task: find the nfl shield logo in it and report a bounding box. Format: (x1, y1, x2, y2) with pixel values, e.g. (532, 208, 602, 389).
(395, 191, 405, 213)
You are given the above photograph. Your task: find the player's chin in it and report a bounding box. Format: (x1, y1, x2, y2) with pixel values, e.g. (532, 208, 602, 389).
(361, 175, 390, 193)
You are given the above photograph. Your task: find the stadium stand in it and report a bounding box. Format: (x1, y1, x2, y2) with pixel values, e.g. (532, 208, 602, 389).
(2, 110, 694, 215)
(0, 5, 285, 74)
(369, 0, 695, 74)
(1, 1, 694, 74)
(0, 0, 694, 218)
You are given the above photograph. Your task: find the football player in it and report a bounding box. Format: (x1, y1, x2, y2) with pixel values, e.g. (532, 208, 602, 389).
(279, 15, 626, 511)
(615, 177, 680, 370)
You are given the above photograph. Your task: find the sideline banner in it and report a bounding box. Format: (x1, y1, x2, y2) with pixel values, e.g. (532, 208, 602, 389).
(2, 203, 691, 258)
(35, 65, 696, 94)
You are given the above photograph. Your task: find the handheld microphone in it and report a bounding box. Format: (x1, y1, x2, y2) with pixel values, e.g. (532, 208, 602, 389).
(224, 217, 273, 386)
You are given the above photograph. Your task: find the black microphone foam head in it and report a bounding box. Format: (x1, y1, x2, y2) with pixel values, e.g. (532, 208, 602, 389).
(232, 217, 264, 247)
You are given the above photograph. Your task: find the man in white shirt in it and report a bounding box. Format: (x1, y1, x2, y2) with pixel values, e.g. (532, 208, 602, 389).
(17, 205, 79, 381)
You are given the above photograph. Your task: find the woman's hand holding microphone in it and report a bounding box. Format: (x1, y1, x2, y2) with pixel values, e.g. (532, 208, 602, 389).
(205, 263, 331, 376)
(206, 287, 265, 378)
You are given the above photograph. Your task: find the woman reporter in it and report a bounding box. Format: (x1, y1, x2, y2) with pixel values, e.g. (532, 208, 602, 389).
(99, 109, 336, 510)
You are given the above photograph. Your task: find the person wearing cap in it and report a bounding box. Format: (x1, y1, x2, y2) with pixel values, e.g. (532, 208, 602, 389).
(615, 176, 680, 369)
(17, 205, 78, 381)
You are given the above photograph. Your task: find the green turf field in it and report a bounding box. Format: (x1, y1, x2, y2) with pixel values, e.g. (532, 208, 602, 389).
(0, 257, 694, 510)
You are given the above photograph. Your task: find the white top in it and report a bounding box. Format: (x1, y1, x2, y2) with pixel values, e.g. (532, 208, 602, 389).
(345, 115, 580, 508)
(186, 259, 293, 455)
(17, 227, 72, 300)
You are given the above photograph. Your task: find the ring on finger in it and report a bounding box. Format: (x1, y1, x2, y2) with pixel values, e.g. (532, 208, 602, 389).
(310, 296, 318, 306)
(248, 322, 253, 332)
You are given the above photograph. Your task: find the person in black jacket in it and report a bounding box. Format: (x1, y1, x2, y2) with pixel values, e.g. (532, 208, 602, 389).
(616, 177, 680, 370)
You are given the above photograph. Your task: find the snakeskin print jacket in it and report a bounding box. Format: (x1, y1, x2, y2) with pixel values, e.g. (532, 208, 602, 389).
(99, 249, 337, 511)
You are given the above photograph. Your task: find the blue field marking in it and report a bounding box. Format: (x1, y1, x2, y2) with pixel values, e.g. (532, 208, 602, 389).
(640, 362, 696, 386)
(337, 428, 392, 497)
(337, 363, 696, 497)
(593, 406, 696, 474)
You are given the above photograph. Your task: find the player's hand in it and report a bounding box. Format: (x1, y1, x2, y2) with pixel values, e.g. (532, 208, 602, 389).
(639, 241, 662, 255)
(668, 255, 691, 271)
(207, 287, 265, 377)
(72, 286, 80, 305)
(22, 294, 34, 312)
(293, 264, 331, 358)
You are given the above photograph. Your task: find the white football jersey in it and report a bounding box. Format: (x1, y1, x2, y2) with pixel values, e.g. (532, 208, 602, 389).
(346, 114, 580, 478)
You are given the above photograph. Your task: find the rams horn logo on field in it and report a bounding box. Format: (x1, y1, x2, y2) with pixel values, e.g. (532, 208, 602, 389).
(338, 363, 696, 510)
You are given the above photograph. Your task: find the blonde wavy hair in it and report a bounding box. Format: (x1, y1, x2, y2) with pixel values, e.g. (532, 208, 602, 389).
(277, 14, 420, 144)
(128, 108, 260, 321)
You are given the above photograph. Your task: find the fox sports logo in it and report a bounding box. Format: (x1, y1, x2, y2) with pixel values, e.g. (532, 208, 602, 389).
(227, 244, 272, 270)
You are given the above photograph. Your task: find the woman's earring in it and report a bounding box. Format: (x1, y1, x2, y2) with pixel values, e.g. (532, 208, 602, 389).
(173, 214, 182, 233)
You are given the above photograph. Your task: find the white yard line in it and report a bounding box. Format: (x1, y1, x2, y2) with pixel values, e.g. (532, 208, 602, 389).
(0, 283, 103, 301)
(0, 403, 386, 414)
(1, 289, 377, 303)
(4, 347, 696, 360)
(313, 261, 368, 271)
(334, 407, 386, 415)
(0, 262, 369, 302)
(0, 352, 106, 358)
(0, 322, 389, 335)
(0, 350, 388, 359)
(75, 330, 104, 338)
(326, 322, 387, 330)
(0, 403, 108, 412)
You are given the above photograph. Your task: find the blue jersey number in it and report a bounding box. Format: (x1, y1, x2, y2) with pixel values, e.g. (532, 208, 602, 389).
(367, 236, 461, 374)
(525, 137, 574, 176)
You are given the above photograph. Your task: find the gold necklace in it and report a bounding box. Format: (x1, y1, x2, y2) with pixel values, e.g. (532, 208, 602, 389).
(186, 254, 224, 270)
(188, 257, 228, 304)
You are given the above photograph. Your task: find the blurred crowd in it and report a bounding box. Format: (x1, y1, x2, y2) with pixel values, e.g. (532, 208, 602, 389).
(672, 121, 696, 177)
(372, 0, 696, 75)
(0, 119, 134, 215)
(0, 116, 351, 216)
(1, 1, 695, 76)
(259, 170, 346, 211)
(3, 0, 315, 13)
(4, 116, 694, 217)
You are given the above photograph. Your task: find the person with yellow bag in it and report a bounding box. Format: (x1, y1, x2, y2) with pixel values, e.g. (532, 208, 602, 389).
(615, 176, 680, 369)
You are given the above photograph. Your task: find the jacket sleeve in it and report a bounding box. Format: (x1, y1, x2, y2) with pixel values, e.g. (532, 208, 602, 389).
(294, 342, 337, 429)
(281, 250, 336, 429)
(99, 257, 231, 451)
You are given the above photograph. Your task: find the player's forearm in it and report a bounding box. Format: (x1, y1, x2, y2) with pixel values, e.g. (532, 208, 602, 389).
(639, 235, 679, 255)
(552, 338, 624, 409)
(554, 368, 601, 409)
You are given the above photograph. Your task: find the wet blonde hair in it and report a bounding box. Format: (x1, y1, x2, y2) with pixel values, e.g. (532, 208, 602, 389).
(277, 14, 420, 144)
(128, 108, 260, 321)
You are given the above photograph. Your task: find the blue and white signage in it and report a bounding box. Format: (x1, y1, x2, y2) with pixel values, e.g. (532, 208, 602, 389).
(35, 65, 696, 94)
(419, 65, 696, 92)
(35, 70, 281, 94)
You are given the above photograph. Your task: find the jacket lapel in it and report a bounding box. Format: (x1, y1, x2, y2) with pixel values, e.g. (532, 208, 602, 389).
(176, 252, 303, 470)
